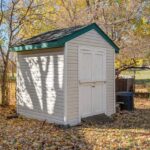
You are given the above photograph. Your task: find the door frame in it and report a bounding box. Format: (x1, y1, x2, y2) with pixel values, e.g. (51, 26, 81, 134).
(78, 45, 107, 121)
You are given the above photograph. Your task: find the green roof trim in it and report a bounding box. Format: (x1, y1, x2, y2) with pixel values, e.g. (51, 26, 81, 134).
(10, 40, 64, 52)
(10, 23, 119, 53)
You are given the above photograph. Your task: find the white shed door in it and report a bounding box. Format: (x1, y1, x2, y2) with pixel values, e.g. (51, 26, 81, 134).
(79, 47, 106, 118)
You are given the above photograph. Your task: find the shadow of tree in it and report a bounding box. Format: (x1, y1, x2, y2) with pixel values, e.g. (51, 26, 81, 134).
(1, 99, 150, 149)
(135, 79, 150, 85)
(38, 56, 50, 113)
(18, 51, 64, 120)
(18, 57, 41, 110)
(81, 107, 150, 130)
(14, 50, 93, 148)
(15, 50, 150, 149)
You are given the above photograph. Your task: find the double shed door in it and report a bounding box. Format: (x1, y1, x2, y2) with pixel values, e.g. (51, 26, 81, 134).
(79, 46, 106, 118)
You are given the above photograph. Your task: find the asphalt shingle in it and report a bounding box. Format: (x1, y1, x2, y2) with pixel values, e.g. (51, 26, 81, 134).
(15, 25, 86, 46)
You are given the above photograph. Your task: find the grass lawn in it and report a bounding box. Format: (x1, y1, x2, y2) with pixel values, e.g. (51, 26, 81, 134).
(0, 98, 150, 149)
(135, 70, 150, 86)
(122, 70, 150, 93)
(122, 70, 150, 84)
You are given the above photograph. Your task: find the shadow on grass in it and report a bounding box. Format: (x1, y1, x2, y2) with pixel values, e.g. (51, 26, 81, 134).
(1, 104, 150, 149)
(135, 79, 150, 85)
(80, 107, 150, 130)
(0, 106, 92, 149)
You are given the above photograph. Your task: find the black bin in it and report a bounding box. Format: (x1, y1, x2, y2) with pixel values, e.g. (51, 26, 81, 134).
(116, 92, 134, 111)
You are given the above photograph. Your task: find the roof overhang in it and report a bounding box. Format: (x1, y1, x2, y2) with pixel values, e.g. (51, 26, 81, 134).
(10, 23, 119, 53)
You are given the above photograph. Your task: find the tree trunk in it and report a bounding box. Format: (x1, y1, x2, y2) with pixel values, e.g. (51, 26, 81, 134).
(1, 59, 9, 106)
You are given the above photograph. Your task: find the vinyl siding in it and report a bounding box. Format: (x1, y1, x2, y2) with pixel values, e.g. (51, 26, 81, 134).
(16, 47, 65, 124)
(66, 29, 115, 124)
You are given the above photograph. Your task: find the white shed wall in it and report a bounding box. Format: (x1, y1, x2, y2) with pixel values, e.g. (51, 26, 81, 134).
(16, 48, 65, 124)
(65, 29, 115, 125)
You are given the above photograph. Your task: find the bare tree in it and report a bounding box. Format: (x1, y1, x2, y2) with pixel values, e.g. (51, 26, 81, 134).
(0, 0, 41, 106)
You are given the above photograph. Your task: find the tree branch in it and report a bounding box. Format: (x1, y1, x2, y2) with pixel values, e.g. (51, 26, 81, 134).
(12, 0, 33, 33)
(0, 0, 3, 25)
(0, 45, 5, 65)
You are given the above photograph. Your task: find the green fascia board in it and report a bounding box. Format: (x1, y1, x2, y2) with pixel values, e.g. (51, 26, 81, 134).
(10, 23, 119, 53)
(9, 40, 65, 52)
(93, 24, 119, 53)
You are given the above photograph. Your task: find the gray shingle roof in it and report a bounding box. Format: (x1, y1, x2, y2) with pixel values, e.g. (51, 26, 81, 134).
(16, 25, 86, 46)
(10, 23, 119, 53)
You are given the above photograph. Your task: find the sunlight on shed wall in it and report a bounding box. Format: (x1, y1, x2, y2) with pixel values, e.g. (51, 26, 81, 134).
(17, 51, 64, 117)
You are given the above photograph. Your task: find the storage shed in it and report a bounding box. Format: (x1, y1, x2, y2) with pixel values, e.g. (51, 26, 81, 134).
(10, 23, 119, 126)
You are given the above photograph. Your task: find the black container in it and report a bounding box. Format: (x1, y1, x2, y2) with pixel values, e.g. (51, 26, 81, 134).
(116, 91, 134, 111)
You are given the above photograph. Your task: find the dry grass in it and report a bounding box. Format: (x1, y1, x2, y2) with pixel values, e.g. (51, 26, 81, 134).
(0, 98, 150, 150)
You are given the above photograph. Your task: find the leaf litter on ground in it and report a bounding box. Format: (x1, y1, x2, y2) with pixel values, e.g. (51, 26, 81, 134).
(0, 98, 150, 150)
